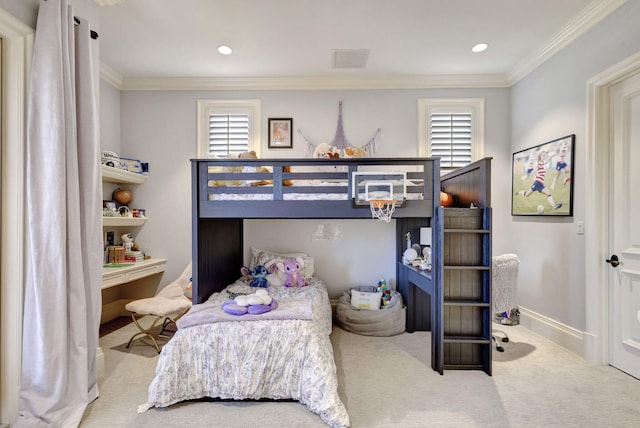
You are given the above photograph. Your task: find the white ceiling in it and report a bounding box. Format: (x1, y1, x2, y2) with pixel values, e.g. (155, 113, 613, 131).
(93, 0, 623, 89)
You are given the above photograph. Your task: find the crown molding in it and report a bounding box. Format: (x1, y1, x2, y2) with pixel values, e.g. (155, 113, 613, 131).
(507, 0, 627, 85)
(99, 61, 124, 89)
(117, 73, 510, 91)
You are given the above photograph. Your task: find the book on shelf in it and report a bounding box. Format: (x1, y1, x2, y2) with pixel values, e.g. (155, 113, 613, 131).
(124, 250, 144, 263)
(105, 246, 125, 264)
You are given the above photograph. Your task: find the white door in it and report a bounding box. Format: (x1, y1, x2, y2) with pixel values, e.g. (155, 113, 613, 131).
(609, 70, 640, 379)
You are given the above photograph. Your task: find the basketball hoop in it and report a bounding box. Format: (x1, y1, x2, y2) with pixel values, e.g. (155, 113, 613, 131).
(369, 199, 397, 222)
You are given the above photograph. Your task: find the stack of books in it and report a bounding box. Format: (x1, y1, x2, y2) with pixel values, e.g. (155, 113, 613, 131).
(105, 246, 125, 264)
(124, 250, 144, 263)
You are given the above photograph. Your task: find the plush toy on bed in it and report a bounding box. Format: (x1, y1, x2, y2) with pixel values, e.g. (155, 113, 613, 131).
(240, 264, 276, 288)
(221, 288, 278, 315)
(277, 257, 309, 287)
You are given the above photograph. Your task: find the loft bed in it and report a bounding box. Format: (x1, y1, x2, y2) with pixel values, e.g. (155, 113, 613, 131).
(189, 156, 492, 367)
(190, 157, 442, 304)
(189, 157, 492, 375)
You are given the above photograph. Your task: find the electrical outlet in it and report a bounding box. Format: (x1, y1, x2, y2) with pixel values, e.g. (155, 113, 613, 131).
(577, 221, 584, 235)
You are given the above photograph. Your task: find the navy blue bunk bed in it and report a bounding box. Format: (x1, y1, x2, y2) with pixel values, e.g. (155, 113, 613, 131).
(190, 156, 492, 374)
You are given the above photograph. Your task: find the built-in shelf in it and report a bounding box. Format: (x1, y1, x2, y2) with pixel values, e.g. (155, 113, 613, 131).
(402, 264, 432, 279)
(102, 258, 166, 290)
(101, 165, 158, 325)
(102, 217, 148, 227)
(101, 165, 147, 184)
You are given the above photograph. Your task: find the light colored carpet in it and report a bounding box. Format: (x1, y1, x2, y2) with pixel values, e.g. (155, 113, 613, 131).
(81, 319, 640, 428)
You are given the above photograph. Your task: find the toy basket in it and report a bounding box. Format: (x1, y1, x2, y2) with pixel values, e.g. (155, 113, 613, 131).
(336, 286, 406, 336)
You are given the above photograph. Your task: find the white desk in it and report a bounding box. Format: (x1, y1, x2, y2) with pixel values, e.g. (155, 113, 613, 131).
(101, 258, 167, 323)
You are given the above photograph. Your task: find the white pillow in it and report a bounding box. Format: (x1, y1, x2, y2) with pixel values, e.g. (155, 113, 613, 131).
(249, 246, 308, 269)
(265, 271, 285, 287)
(256, 251, 314, 279)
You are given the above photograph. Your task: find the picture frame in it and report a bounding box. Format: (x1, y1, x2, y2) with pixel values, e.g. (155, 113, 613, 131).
(103, 200, 117, 212)
(268, 118, 293, 148)
(512, 134, 575, 216)
(132, 208, 146, 218)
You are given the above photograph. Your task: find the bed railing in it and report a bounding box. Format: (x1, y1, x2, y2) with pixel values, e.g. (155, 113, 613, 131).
(191, 157, 440, 219)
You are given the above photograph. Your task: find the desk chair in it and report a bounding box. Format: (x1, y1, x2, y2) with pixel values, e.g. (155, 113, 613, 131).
(125, 263, 192, 353)
(492, 254, 520, 352)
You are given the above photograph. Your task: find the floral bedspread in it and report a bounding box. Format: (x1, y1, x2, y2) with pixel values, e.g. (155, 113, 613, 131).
(138, 278, 350, 428)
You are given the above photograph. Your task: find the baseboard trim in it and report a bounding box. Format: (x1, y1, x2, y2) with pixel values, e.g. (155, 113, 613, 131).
(330, 299, 586, 359)
(518, 306, 584, 358)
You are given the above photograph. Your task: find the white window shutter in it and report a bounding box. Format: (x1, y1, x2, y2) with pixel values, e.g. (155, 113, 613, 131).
(430, 113, 472, 169)
(208, 114, 250, 157)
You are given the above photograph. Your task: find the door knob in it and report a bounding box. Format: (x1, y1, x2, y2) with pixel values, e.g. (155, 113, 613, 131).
(606, 254, 620, 267)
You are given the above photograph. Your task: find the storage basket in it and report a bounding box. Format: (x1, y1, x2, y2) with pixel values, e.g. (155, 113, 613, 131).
(336, 286, 406, 336)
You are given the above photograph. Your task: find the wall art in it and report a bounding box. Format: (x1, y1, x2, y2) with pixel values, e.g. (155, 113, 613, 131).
(512, 134, 575, 216)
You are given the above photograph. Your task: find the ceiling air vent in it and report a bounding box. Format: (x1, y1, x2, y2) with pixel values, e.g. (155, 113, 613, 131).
(95, 0, 125, 6)
(332, 49, 370, 68)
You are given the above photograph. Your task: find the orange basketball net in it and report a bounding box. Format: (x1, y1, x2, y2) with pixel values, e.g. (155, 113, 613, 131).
(369, 199, 397, 222)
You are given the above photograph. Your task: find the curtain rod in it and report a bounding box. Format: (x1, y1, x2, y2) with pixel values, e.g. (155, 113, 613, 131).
(74, 16, 98, 40)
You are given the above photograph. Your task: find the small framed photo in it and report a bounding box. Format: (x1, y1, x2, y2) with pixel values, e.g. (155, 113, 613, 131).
(132, 208, 146, 218)
(512, 134, 575, 216)
(103, 200, 117, 212)
(104, 231, 115, 246)
(268, 118, 293, 148)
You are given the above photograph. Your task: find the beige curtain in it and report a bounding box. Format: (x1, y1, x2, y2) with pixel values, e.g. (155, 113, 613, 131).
(15, 0, 102, 426)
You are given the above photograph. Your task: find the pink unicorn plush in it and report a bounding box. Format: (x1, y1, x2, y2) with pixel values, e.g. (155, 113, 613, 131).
(276, 257, 309, 287)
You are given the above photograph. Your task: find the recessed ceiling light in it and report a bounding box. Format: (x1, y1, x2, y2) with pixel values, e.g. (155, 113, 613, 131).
(217, 45, 232, 55)
(472, 43, 488, 53)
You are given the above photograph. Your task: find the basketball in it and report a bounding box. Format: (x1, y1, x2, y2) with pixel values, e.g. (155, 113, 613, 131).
(440, 191, 454, 207)
(537, 205, 544, 214)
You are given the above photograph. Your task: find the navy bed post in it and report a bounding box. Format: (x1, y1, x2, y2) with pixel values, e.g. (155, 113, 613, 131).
(192, 160, 243, 303)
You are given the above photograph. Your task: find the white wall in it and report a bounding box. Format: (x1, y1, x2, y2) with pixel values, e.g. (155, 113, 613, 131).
(117, 88, 510, 293)
(0, 0, 37, 28)
(509, 0, 640, 331)
(100, 79, 120, 153)
(244, 219, 395, 299)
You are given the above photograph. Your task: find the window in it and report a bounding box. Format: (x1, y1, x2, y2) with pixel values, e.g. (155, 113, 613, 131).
(197, 99, 261, 158)
(418, 99, 484, 171)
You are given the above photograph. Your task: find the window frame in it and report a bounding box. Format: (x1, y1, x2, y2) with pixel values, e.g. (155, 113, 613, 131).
(196, 99, 261, 158)
(417, 98, 484, 170)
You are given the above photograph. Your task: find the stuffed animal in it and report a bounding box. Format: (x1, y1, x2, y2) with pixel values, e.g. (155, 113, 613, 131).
(211, 151, 263, 186)
(211, 150, 292, 187)
(240, 264, 276, 288)
(121, 233, 135, 252)
(221, 288, 278, 315)
(276, 257, 309, 287)
(343, 146, 367, 158)
(313, 143, 340, 159)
